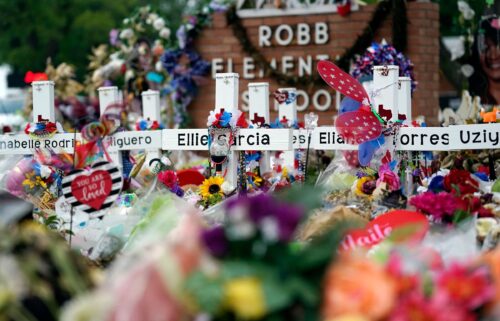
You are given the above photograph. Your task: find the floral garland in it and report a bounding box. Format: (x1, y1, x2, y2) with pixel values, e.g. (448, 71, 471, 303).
(161, 49, 210, 127)
(24, 120, 63, 139)
(135, 118, 164, 131)
(351, 42, 417, 92)
(224, 0, 408, 87)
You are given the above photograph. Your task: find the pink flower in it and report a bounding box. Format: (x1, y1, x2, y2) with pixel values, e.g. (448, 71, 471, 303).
(158, 170, 179, 189)
(377, 164, 400, 191)
(409, 192, 465, 221)
(435, 263, 495, 309)
(389, 290, 475, 321)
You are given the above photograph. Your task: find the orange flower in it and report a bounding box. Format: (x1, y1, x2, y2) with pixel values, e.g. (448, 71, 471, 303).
(481, 247, 500, 303)
(322, 253, 396, 320)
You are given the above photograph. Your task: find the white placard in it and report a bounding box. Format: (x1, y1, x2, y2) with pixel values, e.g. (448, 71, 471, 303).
(162, 128, 292, 151)
(0, 133, 77, 154)
(452, 124, 500, 149)
(311, 127, 359, 150)
(105, 131, 162, 152)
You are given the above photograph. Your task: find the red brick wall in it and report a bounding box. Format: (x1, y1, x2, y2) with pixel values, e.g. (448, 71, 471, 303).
(190, 2, 439, 128)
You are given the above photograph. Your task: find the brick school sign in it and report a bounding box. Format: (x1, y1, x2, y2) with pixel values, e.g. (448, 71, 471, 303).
(191, 2, 439, 128)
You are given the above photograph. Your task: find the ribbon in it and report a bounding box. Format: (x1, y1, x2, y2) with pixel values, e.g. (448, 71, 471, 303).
(76, 103, 123, 168)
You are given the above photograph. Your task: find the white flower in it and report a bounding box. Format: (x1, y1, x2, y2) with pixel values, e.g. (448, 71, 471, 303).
(461, 64, 474, 78)
(457, 1, 471, 13)
(159, 28, 171, 39)
(248, 160, 259, 170)
(39, 165, 52, 179)
(155, 60, 163, 72)
(153, 18, 165, 30)
(125, 69, 135, 80)
(457, 1, 474, 20)
(160, 155, 172, 166)
(207, 111, 217, 126)
(260, 217, 279, 242)
(60, 292, 113, 321)
(123, 18, 130, 24)
(221, 181, 234, 194)
(119, 28, 133, 39)
(463, 8, 475, 20)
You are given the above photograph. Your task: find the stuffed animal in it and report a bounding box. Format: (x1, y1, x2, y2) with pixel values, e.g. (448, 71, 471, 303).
(480, 107, 499, 123)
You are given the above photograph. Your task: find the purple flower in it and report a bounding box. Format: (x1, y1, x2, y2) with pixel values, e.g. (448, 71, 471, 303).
(361, 179, 377, 195)
(202, 226, 227, 257)
(273, 203, 303, 241)
(109, 29, 119, 46)
(225, 194, 304, 242)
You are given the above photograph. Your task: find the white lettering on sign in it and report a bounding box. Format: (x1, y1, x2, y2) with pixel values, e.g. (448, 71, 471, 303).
(315, 22, 329, 44)
(243, 57, 255, 79)
(258, 23, 330, 47)
(105, 131, 162, 151)
(297, 23, 310, 45)
(0, 133, 77, 154)
(162, 128, 293, 151)
(259, 25, 272, 47)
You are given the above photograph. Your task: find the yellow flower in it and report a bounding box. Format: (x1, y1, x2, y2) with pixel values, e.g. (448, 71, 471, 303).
(353, 177, 376, 198)
(224, 277, 266, 320)
(199, 176, 224, 200)
(253, 175, 263, 187)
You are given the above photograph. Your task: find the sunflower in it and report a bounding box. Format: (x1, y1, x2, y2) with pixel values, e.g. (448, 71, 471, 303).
(200, 176, 225, 200)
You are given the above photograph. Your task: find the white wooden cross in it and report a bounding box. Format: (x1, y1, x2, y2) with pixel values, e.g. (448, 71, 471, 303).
(398, 76, 412, 123)
(141, 89, 162, 165)
(277, 87, 298, 172)
(98, 86, 122, 166)
(248, 82, 271, 173)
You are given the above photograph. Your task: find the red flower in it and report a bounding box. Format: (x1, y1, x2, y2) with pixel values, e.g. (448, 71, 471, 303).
(443, 169, 479, 196)
(435, 263, 495, 309)
(24, 71, 48, 84)
(158, 170, 179, 189)
(477, 165, 490, 176)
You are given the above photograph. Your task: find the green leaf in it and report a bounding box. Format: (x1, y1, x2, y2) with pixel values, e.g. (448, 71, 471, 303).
(452, 210, 470, 225)
(184, 272, 225, 315)
(293, 222, 351, 271)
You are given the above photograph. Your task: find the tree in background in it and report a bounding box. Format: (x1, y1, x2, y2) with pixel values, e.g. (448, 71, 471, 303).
(0, 0, 187, 83)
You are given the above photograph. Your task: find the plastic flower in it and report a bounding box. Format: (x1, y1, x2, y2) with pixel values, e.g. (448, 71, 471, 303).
(200, 176, 224, 200)
(353, 177, 376, 197)
(389, 290, 474, 321)
(435, 263, 495, 309)
(409, 192, 465, 221)
(158, 170, 178, 189)
(323, 254, 396, 320)
(224, 277, 266, 320)
(443, 169, 479, 196)
(377, 165, 400, 192)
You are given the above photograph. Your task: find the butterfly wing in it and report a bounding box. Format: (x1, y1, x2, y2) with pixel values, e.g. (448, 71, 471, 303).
(317, 60, 369, 103)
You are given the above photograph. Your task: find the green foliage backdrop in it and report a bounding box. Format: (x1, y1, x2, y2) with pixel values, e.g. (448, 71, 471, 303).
(0, 0, 187, 80)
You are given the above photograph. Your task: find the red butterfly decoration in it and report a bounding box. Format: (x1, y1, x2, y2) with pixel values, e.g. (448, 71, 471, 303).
(317, 60, 382, 145)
